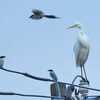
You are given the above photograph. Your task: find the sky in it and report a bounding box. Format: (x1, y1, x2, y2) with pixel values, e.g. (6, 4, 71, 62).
(0, 0, 100, 100)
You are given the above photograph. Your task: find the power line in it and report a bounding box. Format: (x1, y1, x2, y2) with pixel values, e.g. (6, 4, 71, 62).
(0, 67, 52, 82)
(0, 92, 64, 99)
(0, 67, 100, 92)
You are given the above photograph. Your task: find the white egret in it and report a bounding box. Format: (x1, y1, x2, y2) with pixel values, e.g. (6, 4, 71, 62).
(0, 56, 6, 68)
(67, 23, 90, 81)
(29, 9, 60, 20)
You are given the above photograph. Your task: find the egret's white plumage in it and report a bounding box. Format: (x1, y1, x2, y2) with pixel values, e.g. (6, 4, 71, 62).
(67, 23, 90, 80)
(74, 32, 90, 67)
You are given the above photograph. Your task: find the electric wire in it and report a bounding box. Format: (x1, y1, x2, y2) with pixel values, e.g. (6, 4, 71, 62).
(0, 67, 100, 92)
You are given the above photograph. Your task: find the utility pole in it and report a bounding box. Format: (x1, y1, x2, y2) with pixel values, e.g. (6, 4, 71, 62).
(50, 82, 66, 100)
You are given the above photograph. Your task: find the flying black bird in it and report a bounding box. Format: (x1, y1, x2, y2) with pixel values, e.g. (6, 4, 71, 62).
(29, 9, 60, 20)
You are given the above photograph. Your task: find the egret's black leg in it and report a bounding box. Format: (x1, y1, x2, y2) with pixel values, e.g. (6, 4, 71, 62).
(83, 65, 88, 81)
(80, 66, 83, 77)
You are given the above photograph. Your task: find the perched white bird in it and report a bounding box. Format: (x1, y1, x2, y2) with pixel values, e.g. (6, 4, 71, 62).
(29, 9, 60, 20)
(0, 56, 6, 68)
(48, 69, 58, 81)
(67, 23, 90, 81)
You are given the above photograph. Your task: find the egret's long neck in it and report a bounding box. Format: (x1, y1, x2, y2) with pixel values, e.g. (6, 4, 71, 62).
(79, 29, 84, 34)
(78, 28, 87, 37)
(80, 32, 85, 37)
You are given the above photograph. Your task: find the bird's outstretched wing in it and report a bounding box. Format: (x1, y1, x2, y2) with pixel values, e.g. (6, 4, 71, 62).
(44, 15, 60, 19)
(32, 9, 44, 15)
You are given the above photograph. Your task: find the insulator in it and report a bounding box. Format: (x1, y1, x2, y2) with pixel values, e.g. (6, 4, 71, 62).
(79, 80, 89, 96)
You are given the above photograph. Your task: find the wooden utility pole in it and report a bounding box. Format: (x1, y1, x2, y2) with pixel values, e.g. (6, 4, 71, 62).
(50, 82, 67, 100)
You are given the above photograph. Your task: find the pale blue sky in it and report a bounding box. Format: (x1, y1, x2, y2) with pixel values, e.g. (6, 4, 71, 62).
(0, 0, 100, 99)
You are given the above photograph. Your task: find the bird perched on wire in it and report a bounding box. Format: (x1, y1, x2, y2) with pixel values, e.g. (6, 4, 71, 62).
(29, 9, 60, 20)
(0, 56, 6, 68)
(48, 69, 61, 97)
(48, 69, 58, 82)
(67, 23, 90, 81)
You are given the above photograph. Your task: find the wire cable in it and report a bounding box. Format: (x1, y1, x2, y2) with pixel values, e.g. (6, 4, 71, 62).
(0, 67, 53, 82)
(0, 67, 100, 92)
(0, 92, 64, 99)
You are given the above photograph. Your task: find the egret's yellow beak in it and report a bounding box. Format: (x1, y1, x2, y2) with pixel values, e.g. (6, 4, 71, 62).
(67, 24, 82, 29)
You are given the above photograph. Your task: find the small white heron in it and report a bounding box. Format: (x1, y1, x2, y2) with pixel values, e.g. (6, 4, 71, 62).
(0, 56, 6, 68)
(67, 23, 90, 81)
(29, 9, 60, 20)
